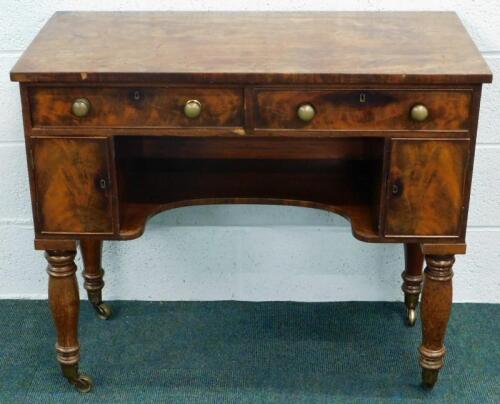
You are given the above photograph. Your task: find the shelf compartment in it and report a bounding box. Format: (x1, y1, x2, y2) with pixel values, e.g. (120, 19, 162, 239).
(114, 136, 385, 240)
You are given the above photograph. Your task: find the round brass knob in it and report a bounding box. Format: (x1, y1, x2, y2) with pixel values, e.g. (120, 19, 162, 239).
(297, 103, 316, 122)
(410, 104, 429, 122)
(184, 99, 202, 119)
(71, 98, 91, 118)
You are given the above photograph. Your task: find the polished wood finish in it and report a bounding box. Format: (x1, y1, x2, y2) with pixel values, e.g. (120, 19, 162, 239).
(254, 89, 472, 131)
(420, 254, 454, 387)
(29, 86, 244, 128)
(421, 243, 467, 255)
(32, 137, 114, 234)
(46, 249, 80, 366)
(402, 243, 424, 326)
(80, 240, 105, 306)
(46, 248, 93, 391)
(11, 12, 490, 392)
(385, 139, 469, 237)
(11, 12, 491, 84)
(80, 239, 111, 320)
(34, 238, 77, 251)
(114, 137, 382, 160)
(403, 244, 424, 297)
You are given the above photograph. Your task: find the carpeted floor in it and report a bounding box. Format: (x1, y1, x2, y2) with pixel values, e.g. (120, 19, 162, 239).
(0, 301, 499, 403)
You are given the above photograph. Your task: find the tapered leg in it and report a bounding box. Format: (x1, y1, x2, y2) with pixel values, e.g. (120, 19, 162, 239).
(46, 249, 93, 393)
(80, 239, 111, 320)
(419, 254, 454, 388)
(402, 243, 424, 326)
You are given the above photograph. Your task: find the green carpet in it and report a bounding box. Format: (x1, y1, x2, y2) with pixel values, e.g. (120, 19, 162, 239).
(0, 301, 499, 403)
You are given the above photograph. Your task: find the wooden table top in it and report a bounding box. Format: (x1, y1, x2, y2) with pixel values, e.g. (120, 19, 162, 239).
(11, 11, 492, 84)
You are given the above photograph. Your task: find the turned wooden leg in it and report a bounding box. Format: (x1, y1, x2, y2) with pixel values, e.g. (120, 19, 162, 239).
(402, 243, 424, 326)
(46, 249, 93, 393)
(419, 254, 454, 388)
(80, 239, 111, 320)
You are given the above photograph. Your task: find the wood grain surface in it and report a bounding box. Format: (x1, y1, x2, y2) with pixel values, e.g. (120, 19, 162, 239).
(11, 11, 490, 391)
(10, 12, 492, 84)
(29, 86, 243, 128)
(254, 89, 472, 131)
(385, 139, 469, 236)
(46, 249, 80, 366)
(32, 137, 114, 234)
(80, 239, 105, 306)
(420, 255, 454, 375)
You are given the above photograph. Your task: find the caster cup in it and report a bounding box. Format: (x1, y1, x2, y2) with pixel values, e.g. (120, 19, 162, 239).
(72, 374, 93, 393)
(62, 364, 93, 393)
(94, 302, 112, 320)
(406, 308, 417, 327)
(421, 368, 438, 389)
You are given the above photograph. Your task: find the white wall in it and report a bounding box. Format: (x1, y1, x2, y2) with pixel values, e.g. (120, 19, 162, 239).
(1, 1, 499, 302)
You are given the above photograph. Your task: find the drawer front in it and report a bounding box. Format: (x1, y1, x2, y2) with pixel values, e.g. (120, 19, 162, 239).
(32, 137, 114, 234)
(29, 87, 244, 128)
(385, 139, 469, 237)
(254, 89, 472, 131)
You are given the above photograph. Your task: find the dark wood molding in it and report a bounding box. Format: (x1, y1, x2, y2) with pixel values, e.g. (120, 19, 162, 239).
(35, 239, 77, 251)
(421, 243, 467, 255)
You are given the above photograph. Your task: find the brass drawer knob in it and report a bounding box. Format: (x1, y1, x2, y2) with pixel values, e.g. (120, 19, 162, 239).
(410, 104, 429, 122)
(297, 103, 316, 122)
(72, 97, 91, 117)
(184, 99, 202, 119)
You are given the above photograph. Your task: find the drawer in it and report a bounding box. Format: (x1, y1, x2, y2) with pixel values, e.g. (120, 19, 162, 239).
(29, 87, 244, 128)
(254, 89, 472, 131)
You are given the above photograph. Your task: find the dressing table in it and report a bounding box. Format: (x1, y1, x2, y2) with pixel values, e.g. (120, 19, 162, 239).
(10, 11, 492, 392)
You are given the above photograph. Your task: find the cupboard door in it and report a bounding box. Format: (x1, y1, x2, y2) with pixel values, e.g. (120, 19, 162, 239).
(385, 139, 469, 237)
(32, 137, 114, 234)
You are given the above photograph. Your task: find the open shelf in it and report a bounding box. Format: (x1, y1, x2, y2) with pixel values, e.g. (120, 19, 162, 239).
(115, 137, 385, 240)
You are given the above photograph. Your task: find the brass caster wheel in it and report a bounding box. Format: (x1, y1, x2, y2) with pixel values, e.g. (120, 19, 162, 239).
(421, 369, 439, 389)
(406, 308, 417, 327)
(94, 302, 112, 320)
(71, 374, 93, 393)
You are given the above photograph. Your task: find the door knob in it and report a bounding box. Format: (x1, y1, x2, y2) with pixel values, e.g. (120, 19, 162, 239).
(410, 104, 429, 122)
(184, 99, 202, 119)
(72, 98, 91, 117)
(297, 103, 316, 122)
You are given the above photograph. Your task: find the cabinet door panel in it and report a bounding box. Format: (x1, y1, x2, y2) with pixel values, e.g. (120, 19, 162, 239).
(32, 137, 113, 234)
(385, 139, 469, 237)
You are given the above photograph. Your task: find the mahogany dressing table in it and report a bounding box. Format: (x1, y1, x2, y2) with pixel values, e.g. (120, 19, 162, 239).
(10, 12, 492, 393)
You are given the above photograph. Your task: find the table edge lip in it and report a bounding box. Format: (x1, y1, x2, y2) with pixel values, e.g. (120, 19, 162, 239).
(9, 72, 494, 84)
